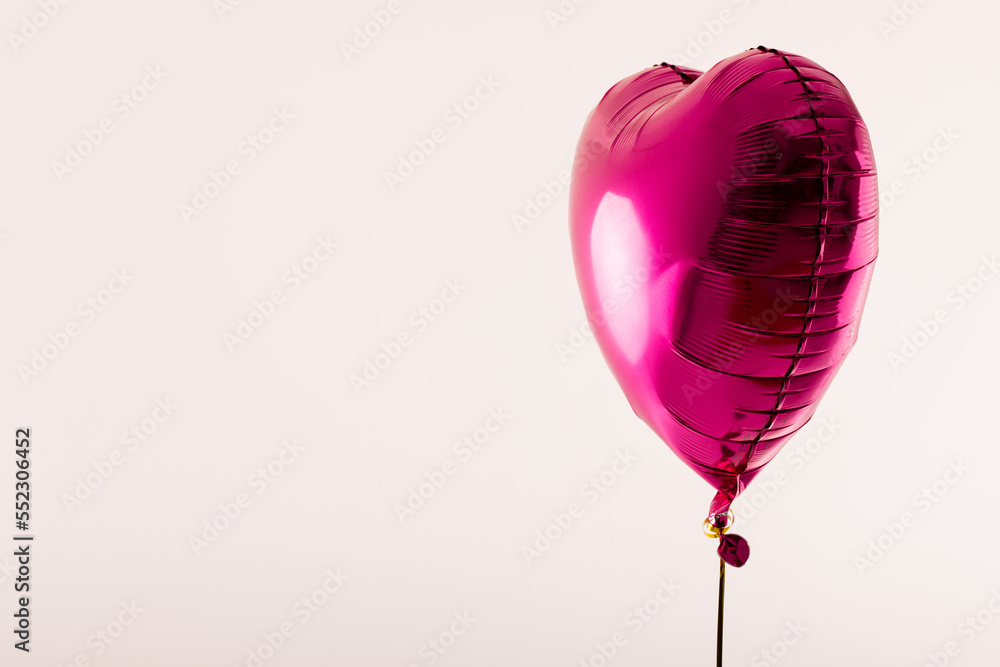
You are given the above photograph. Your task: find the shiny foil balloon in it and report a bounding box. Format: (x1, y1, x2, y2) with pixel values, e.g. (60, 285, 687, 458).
(569, 47, 877, 521)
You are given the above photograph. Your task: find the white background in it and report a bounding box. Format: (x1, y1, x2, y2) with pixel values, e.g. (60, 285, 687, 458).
(2, 0, 998, 665)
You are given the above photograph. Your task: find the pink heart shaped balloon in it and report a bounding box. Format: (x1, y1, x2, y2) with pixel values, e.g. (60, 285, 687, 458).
(569, 47, 878, 521)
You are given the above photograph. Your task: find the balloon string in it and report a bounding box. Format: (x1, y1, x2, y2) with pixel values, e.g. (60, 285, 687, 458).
(716, 557, 725, 667)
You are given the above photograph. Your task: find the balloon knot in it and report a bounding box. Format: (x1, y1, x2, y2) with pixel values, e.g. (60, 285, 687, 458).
(704, 511, 750, 567)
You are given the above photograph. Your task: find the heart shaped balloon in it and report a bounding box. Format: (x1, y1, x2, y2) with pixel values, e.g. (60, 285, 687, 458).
(569, 47, 878, 524)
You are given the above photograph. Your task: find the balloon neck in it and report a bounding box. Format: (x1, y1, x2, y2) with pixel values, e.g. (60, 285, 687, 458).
(709, 488, 738, 517)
